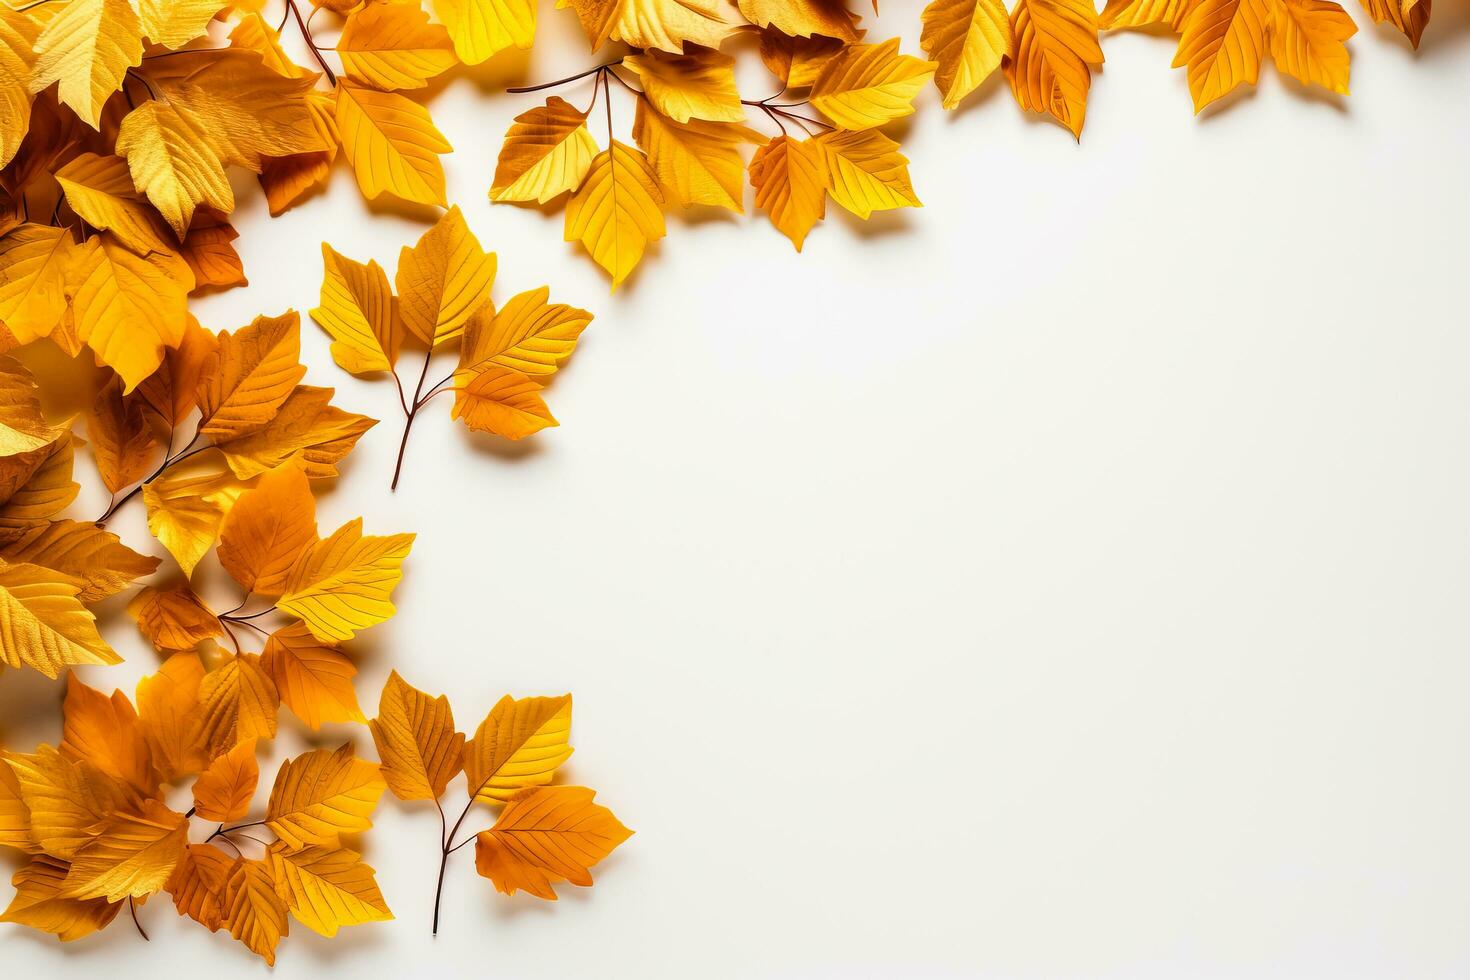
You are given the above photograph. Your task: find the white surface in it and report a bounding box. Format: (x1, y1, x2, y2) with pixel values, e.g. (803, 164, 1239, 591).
(5, 5, 1470, 977)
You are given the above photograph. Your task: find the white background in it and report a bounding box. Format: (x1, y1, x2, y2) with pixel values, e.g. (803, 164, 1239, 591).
(4, 3, 1470, 977)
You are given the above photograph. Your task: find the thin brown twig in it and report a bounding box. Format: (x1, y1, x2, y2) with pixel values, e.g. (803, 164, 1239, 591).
(128, 897, 150, 941)
(506, 62, 618, 94)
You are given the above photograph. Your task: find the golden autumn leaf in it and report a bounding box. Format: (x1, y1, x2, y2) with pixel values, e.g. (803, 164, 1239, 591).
(459, 286, 592, 379)
(1268, 0, 1355, 96)
(474, 786, 632, 900)
(86, 374, 158, 494)
(739, 0, 861, 40)
(810, 38, 937, 131)
(750, 134, 828, 252)
(4, 746, 126, 860)
(818, 129, 921, 220)
(60, 674, 157, 796)
(216, 464, 318, 596)
(434, 0, 537, 64)
(214, 385, 375, 481)
(0, 433, 79, 529)
(278, 518, 414, 642)
(166, 842, 234, 931)
(143, 463, 248, 578)
(179, 211, 248, 291)
(197, 650, 279, 760)
(0, 224, 79, 343)
(261, 622, 365, 730)
(258, 90, 340, 217)
(1, 855, 121, 941)
(265, 743, 386, 850)
(128, 584, 223, 651)
(396, 206, 496, 347)
(136, 0, 230, 48)
(221, 857, 288, 965)
(1006, 0, 1105, 137)
(464, 694, 573, 805)
(921, 0, 1014, 108)
(136, 314, 218, 428)
(558, 0, 743, 52)
(623, 48, 745, 124)
(490, 96, 599, 204)
(632, 101, 765, 213)
(338, 3, 456, 91)
(1358, 0, 1428, 47)
(758, 29, 844, 88)
(451, 366, 557, 440)
(0, 559, 119, 677)
(136, 652, 210, 781)
(192, 739, 259, 823)
(0, 519, 157, 601)
(28, 0, 143, 128)
(60, 798, 188, 902)
(370, 670, 465, 801)
(54, 152, 172, 256)
(312, 243, 402, 375)
(70, 233, 193, 391)
(197, 312, 306, 442)
(565, 141, 666, 289)
(335, 82, 451, 207)
(1100, 0, 1190, 30)
(0, 752, 32, 853)
(0, 8, 36, 170)
(1172, 0, 1270, 112)
(268, 843, 392, 937)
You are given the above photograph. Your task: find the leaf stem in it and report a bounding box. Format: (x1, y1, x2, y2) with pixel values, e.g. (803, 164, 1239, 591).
(284, 0, 336, 85)
(95, 429, 204, 526)
(128, 897, 150, 941)
(506, 62, 619, 94)
(391, 349, 435, 491)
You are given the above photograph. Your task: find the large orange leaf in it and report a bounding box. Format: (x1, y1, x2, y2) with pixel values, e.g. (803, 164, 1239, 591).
(473, 786, 632, 900)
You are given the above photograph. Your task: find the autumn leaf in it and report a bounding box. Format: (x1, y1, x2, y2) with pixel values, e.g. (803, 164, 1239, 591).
(559, 0, 743, 52)
(490, 97, 599, 204)
(60, 798, 188, 902)
(215, 385, 376, 481)
(817, 129, 921, 220)
(1, 855, 121, 941)
(1006, 0, 1104, 137)
(623, 48, 745, 124)
(277, 517, 414, 643)
(221, 858, 288, 965)
(565, 141, 666, 289)
(0, 225, 79, 343)
(0, 559, 119, 677)
(396, 206, 496, 348)
(71, 234, 194, 390)
(370, 671, 465, 801)
(464, 694, 574, 805)
(192, 739, 259, 823)
(166, 842, 234, 931)
(216, 464, 318, 596)
(197, 312, 307, 442)
(921, 0, 1014, 108)
(335, 82, 451, 207)
(144, 463, 248, 578)
(85, 374, 158, 495)
(312, 243, 402, 375)
(261, 622, 366, 730)
(632, 101, 765, 213)
(265, 743, 386, 850)
(474, 786, 632, 900)
(197, 650, 279, 759)
(136, 653, 210, 781)
(54, 152, 172, 256)
(338, 3, 456, 91)
(1173, 0, 1270, 112)
(4, 746, 126, 860)
(28, 0, 143, 129)
(60, 674, 157, 796)
(750, 134, 828, 252)
(739, 0, 861, 40)
(451, 366, 558, 440)
(435, 0, 538, 63)
(129, 584, 224, 651)
(268, 843, 392, 937)
(0, 519, 157, 601)
(809, 39, 937, 131)
(458, 286, 592, 379)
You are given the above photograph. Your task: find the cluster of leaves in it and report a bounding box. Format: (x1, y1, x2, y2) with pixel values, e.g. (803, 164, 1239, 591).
(0, 667, 393, 962)
(312, 207, 592, 488)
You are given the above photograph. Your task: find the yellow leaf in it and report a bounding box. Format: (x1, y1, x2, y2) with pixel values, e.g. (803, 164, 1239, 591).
(278, 517, 414, 643)
(1, 855, 121, 941)
(1172, 0, 1269, 113)
(817, 129, 921, 220)
(165, 842, 234, 931)
(217, 464, 318, 596)
(197, 311, 306, 442)
(215, 385, 376, 481)
(335, 82, 451, 207)
(758, 29, 843, 88)
(0, 356, 68, 457)
(0, 520, 157, 602)
(268, 843, 392, 937)
(136, 314, 218, 427)
(434, 0, 537, 63)
(0, 559, 118, 678)
(749, 134, 828, 252)
(85, 374, 158, 494)
(257, 90, 340, 216)
(339, 3, 456, 90)
(474, 786, 632, 899)
(0, 752, 32, 852)
(192, 738, 259, 822)
(312, 243, 401, 375)
(809, 38, 937, 131)
(1269, 0, 1354, 96)
(369, 670, 465, 801)
(565, 141, 665, 290)
(558, 0, 742, 53)
(143, 463, 248, 577)
(1100, 0, 1190, 30)
(452, 365, 557, 440)
(623, 48, 745, 123)
(396, 206, 496, 347)
(464, 694, 573, 805)
(29, 0, 143, 128)
(921, 0, 1013, 108)
(221, 858, 288, 965)
(459, 286, 592, 378)
(0, 8, 37, 169)
(54, 152, 172, 256)
(490, 96, 598, 204)
(115, 100, 234, 240)
(632, 100, 765, 212)
(136, 652, 210, 781)
(69, 234, 193, 391)
(198, 651, 279, 760)
(1006, 0, 1105, 137)
(4, 746, 127, 860)
(136, 0, 230, 48)
(262, 622, 365, 730)
(738, 0, 860, 40)
(0, 223, 81, 343)
(60, 798, 188, 902)
(0, 434, 79, 529)
(265, 743, 386, 850)
(60, 673, 156, 796)
(228, 10, 306, 78)
(128, 584, 223, 651)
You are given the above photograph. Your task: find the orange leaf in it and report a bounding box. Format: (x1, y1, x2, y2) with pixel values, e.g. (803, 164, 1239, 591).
(216, 464, 319, 596)
(474, 786, 632, 900)
(192, 739, 259, 823)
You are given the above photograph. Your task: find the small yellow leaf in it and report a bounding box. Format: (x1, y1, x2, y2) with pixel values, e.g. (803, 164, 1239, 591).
(54, 152, 172, 256)
(60, 798, 188, 902)
(336, 82, 451, 207)
(215, 384, 376, 481)
(4, 746, 126, 860)
(278, 517, 414, 643)
(817, 129, 922, 220)
(268, 843, 392, 937)
(1100, 0, 1190, 30)
(474, 786, 632, 900)
(434, 0, 537, 64)
(396, 206, 496, 347)
(128, 584, 223, 651)
(758, 29, 844, 88)
(749, 135, 828, 252)
(632, 101, 766, 213)
(560, 0, 741, 53)
(165, 842, 234, 931)
(0, 224, 79, 343)
(0, 519, 158, 602)
(339, 3, 456, 90)
(193, 738, 259, 822)
(565, 141, 666, 290)
(85, 374, 158, 495)
(369, 670, 465, 802)
(266, 743, 386, 850)
(809, 38, 937, 131)
(312, 243, 401, 375)
(136, 0, 230, 48)
(135, 314, 218, 428)
(136, 652, 210, 781)
(198, 650, 280, 760)
(221, 858, 288, 965)
(29, 0, 143, 128)
(69, 234, 193, 391)
(143, 463, 248, 578)
(464, 694, 573, 805)
(1269, 0, 1354, 96)
(452, 366, 557, 440)
(459, 286, 592, 378)
(490, 96, 598, 204)
(623, 48, 745, 123)
(921, 0, 1013, 108)
(0, 559, 119, 678)
(738, 0, 860, 40)
(179, 211, 247, 292)
(1172, 0, 1268, 113)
